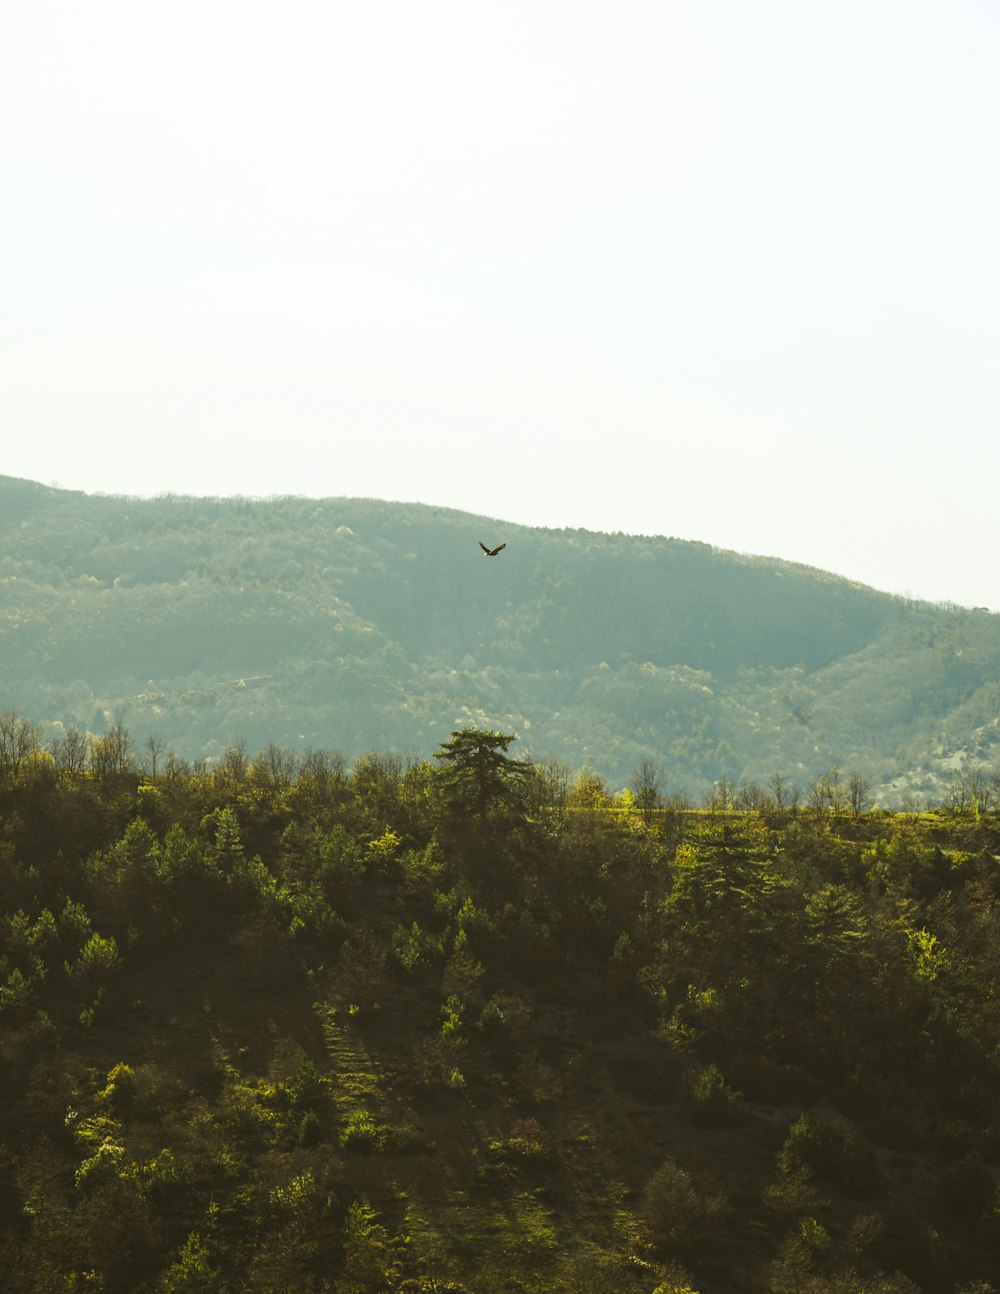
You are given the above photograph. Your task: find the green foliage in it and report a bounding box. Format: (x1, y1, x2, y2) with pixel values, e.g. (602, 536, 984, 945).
(342, 1199, 404, 1291)
(158, 1231, 221, 1294)
(439, 994, 465, 1043)
(2, 747, 1000, 1292)
(778, 1112, 841, 1183)
(0, 966, 36, 1022)
(284, 1057, 326, 1112)
(798, 1215, 831, 1253)
(366, 826, 402, 867)
(651, 1278, 702, 1294)
(58, 898, 94, 951)
(298, 1110, 321, 1147)
(689, 1061, 745, 1125)
(768, 1233, 814, 1293)
(641, 1156, 718, 1253)
(318, 824, 366, 911)
(492, 1190, 558, 1262)
(69, 932, 120, 982)
(4, 483, 1000, 798)
(99, 1062, 137, 1113)
(777, 1113, 882, 1197)
(907, 925, 948, 982)
(433, 728, 530, 826)
(340, 1108, 380, 1150)
(486, 1118, 549, 1165)
(391, 921, 436, 975)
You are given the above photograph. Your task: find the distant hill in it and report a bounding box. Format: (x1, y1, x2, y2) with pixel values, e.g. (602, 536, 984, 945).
(2, 475, 999, 800)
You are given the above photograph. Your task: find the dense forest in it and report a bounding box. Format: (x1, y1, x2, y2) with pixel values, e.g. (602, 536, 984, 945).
(3, 474, 1000, 800)
(3, 721, 1000, 1292)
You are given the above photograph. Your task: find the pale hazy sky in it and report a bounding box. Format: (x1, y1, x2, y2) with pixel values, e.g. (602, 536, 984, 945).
(3, 1, 998, 608)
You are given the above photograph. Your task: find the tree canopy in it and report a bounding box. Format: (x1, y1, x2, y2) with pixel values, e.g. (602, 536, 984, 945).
(2, 734, 1000, 1291)
(433, 727, 530, 825)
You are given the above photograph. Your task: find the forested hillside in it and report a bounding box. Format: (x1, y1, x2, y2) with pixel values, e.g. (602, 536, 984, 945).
(2, 731, 1000, 1292)
(2, 474, 1000, 798)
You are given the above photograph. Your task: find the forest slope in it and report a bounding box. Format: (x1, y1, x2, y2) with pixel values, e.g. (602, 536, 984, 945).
(2, 745, 1000, 1292)
(2, 475, 999, 797)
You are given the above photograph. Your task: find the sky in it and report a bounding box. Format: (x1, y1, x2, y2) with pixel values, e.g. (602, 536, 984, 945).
(3, 1, 999, 609)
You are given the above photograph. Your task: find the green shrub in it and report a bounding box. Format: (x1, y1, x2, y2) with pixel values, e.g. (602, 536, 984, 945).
(690, 1062, 745, 1125)
(642, 1156, 718, 1251)
(159, 1231, 220, 1294)
(340, 1108, 379, 1150)
(69, 932, 121, 982)
(99, 1062, 137, 1113)
(299, 1111, 322, 1147)
(798, 1215, 830, 1253)
(285, 1057, 326, 1112)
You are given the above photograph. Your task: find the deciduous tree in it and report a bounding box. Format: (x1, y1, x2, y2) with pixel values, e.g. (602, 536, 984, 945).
(630, 757, 665, 822)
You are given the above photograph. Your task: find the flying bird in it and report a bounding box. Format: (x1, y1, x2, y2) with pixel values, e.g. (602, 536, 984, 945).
(480, 542, 506, 556)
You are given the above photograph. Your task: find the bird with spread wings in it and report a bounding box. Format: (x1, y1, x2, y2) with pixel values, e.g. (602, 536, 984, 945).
(479, 542, 506, 556)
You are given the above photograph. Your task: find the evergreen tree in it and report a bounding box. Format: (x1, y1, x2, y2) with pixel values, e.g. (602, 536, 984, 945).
(433, 728, 530, 827)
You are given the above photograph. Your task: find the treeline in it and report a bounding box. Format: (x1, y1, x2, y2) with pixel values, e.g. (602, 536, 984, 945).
(2, 720, 1000, 1291)
(5, 709, 1000, 817)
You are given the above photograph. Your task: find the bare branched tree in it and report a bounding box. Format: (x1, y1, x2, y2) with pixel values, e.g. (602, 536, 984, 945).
(0, 710, 41, 785)
(251, 742, 300, 791)
(736, 781, 767, 812)
(949, 767, 994, 815)
(809, 767, 843, 813)
(214, 739, 248, 792)
(768, 771, 798, 812)
(89, 722, 136, 780)
(54, 727, 90, 774)
(629, 758, 665, 821)
(145, 733, 166, 778)
(847, 772, 872, 816)
(704, 775, 736, 811)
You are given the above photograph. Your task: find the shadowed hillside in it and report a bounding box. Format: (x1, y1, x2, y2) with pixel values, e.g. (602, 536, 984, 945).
(2, 475, 999, 798)
(3, 740, 1000, 1292)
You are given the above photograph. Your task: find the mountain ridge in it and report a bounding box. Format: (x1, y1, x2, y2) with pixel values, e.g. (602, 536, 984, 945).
(2, 475, 998, 801)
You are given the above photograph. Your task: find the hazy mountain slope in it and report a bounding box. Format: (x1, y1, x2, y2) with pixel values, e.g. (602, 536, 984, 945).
(2, 475, 998, 795)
